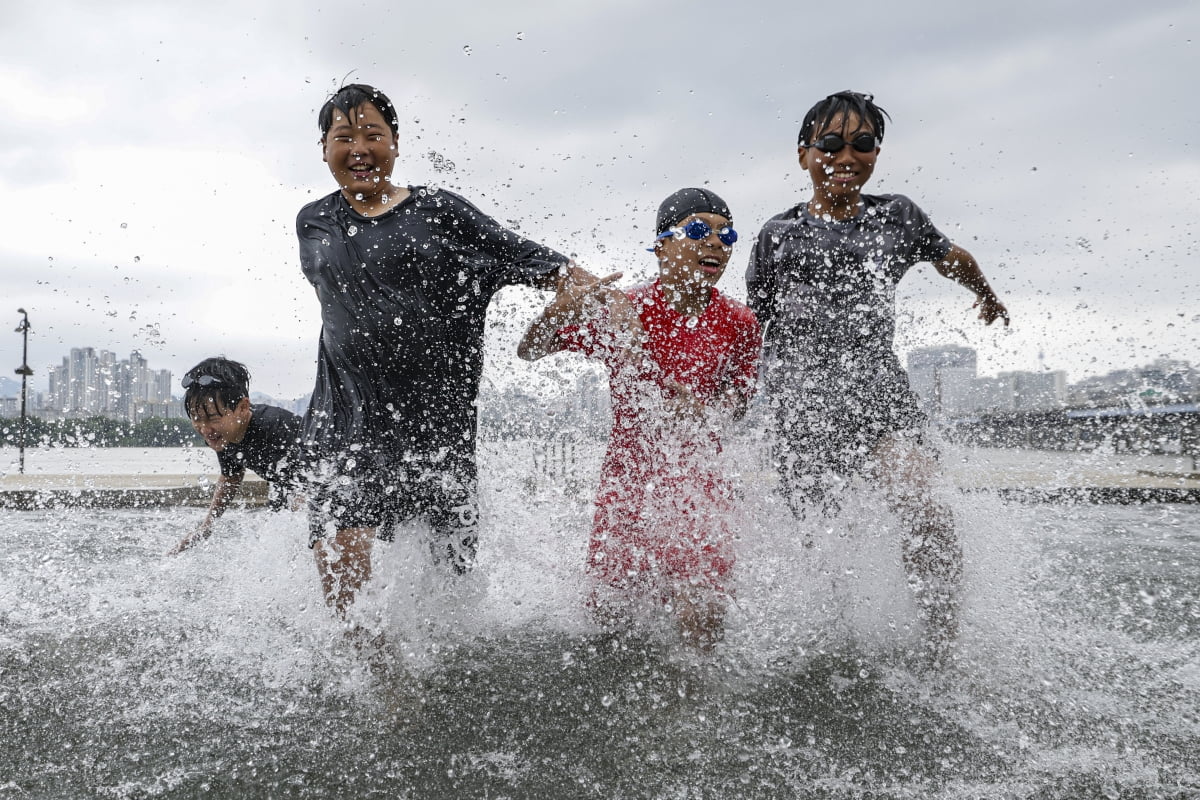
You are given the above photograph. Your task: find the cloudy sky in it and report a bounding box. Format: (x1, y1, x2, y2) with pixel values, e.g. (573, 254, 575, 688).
(2, 0, 1197, 402)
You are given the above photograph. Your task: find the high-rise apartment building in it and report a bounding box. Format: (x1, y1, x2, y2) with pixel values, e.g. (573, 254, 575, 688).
(906, 344, 978, 418)
(43, 348, 176, 421)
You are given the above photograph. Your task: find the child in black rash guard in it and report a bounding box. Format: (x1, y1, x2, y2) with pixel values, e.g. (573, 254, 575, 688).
(297, 83, 601, 615)
(171, 357, 303, 554)
(745, 90, 1010, 652)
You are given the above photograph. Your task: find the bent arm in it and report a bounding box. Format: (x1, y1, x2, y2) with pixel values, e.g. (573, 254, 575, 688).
(934, 244, 1010, 326)
(170, 470, 245, 554)
(518, 270, 624, 361)
(441, 191, 571, 289)
(529, 261, 595, 292)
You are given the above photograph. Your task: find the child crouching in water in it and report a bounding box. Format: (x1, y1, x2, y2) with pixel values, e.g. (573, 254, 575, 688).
(520, 188, 761, 651)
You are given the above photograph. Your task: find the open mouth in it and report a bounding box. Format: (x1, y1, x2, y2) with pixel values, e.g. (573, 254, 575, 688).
(698, 256, 724, 273)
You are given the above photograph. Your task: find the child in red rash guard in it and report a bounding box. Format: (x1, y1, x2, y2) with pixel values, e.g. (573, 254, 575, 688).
(519, 188, 761, 651)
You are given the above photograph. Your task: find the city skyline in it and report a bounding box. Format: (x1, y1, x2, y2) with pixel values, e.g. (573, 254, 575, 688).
(0, 346, 177, 422)
(905, 344, 1198, 418)
(3, 338, 1196, 421)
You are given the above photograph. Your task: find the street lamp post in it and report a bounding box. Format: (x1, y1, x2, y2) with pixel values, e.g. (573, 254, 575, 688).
(14, 308, 32, 474)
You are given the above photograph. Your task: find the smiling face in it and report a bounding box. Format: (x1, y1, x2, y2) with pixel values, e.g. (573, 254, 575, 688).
(321, 101, 400, 213)
(799, 111, 880, 216)
(655, 212, 734, 291)
(190, 396, 251, 453)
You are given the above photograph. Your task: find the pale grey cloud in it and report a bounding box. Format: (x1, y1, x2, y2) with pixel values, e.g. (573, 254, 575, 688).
(1, 0, 1197, 399)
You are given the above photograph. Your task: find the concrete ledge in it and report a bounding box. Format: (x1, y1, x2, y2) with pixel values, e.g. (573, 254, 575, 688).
(0, 476, 267, 510)
(3, 443, 1199, 509)
(3, 478, 1198, 509)
(975, 486, 1200, 504)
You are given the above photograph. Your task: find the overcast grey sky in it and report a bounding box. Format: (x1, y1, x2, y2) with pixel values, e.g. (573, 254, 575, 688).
(2, 0, 1197, 401)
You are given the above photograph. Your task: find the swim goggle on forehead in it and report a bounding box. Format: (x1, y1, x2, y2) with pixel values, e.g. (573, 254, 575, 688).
(655, 218, 738, 247)
(181, 374, 224, 389)
(805, 131, 879, 154)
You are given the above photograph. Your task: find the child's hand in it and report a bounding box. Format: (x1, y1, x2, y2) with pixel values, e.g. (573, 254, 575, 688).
(973, 292, 1010, 327)
(168, 526, 210, 555)
(518, 267, 623, 361)
(547, 269, 623, 323)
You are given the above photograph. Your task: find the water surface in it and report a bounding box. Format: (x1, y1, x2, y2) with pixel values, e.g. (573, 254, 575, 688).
(1, 445, 1197, 798)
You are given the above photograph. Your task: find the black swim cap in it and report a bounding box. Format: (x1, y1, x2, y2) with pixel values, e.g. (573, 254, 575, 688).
(655, 188, 732, 235)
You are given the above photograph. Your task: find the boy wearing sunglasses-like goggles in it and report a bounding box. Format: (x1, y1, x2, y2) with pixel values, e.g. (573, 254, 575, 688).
(745, 91, 1010, 658)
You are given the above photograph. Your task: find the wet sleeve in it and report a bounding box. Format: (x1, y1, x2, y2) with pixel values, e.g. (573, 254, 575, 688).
(216, 447, 246, 479)
(744, 230, 778, 331)
(254, 409, 304, 484)
(902, 198, 954, 264)
(295, 204, 336, 288)
(440, 191, 570, 292)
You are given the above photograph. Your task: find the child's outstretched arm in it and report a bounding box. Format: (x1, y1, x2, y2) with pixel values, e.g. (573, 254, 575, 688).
(934, 244, 1010, 327)
(169, 470, 245, 554)
(518, 268, 624, 361)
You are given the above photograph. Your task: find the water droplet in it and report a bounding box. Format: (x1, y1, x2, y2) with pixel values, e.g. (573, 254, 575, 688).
(348, 225, 358, 237)
(120, 222, 128, 229)
(516, 31, 524, 40)
(600, 694, 614, 708)
(462, 45, 472, 56)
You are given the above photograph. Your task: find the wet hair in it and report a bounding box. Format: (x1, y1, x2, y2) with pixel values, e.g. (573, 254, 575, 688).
(318, 83, 400, 139)
(655, 187, 733, 235)
(183, 357, 250, 419)
(798, 90, 890, 147)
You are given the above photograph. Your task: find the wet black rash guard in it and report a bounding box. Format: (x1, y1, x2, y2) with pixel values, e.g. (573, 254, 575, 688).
(215, 404, 304, 509)
(297, 185, 570, 470)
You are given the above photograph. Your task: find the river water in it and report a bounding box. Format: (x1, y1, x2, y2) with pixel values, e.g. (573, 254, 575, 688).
(1, 443, 1197, 798)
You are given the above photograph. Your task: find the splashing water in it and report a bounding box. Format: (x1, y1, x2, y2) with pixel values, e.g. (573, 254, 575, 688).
(1, 441, 1197, 797)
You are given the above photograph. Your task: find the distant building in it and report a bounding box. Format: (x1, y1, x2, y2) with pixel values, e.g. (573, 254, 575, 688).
(997, 369, 1068, 412)
(40, 348, 177, 422)
(972, 373, 1018, 413)
(906, 345, 978, 418)
(906, 344, 1069, 415)
(1067, 358, 1197, 408)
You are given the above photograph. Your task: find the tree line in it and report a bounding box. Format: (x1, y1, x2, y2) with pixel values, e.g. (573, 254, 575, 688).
(0, 416, 201, 448)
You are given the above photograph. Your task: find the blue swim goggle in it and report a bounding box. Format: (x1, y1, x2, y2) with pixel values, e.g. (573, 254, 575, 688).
(655, 218, 738, 247)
